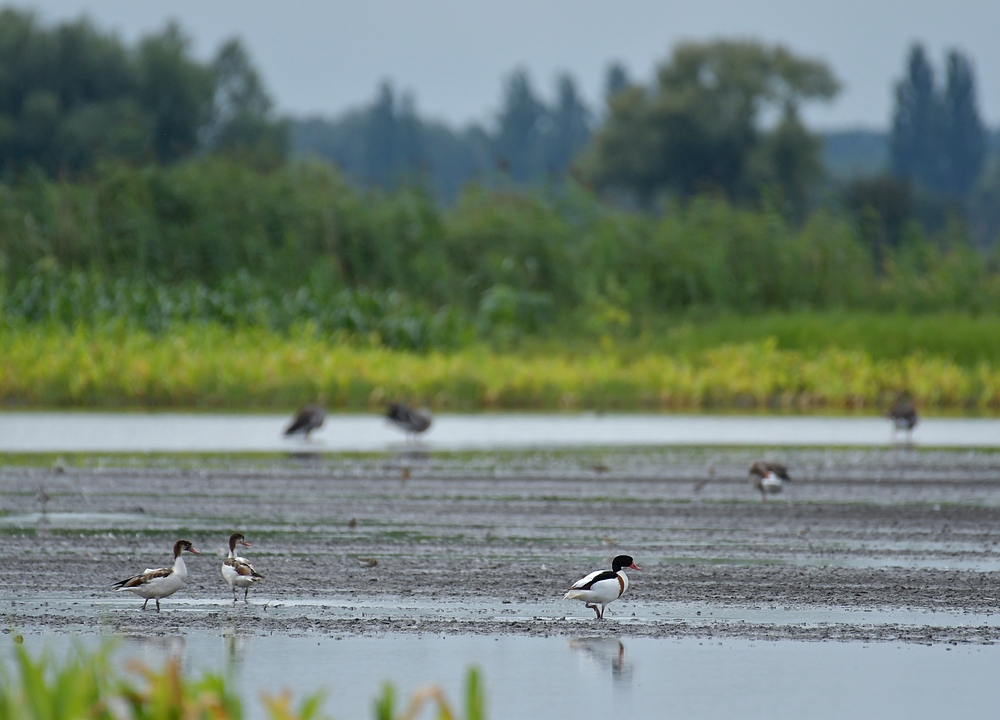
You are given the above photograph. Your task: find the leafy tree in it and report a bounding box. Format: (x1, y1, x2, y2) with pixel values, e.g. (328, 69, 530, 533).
(540, 74, 590, 176)
(841, 174, 914, 270)
(291, 92, 488, 201)
(582, 40, 839, 209)
(493, 69, 546, 182)
(892, 45, 944, 191)
(202, 38, 288, 167)
(292, 69, 589, 196)
(0, 10, 279, 175)
(604, 62, 630, 101)
(942, 51, 987, 196)
(0, 10, 145, 174)
(750, 106, 824, 219)
(970, 156, 1000, 246)
(891, 44, 986, 198)
(135, 23, 214, 164)
(361, 81, 424, 187)
(363, 81, 398, 185)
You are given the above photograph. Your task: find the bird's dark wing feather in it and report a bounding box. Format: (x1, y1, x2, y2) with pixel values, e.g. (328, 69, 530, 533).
(766, 462, 791, 480)
(575, 570, 617, 591)
(225, 557, 264, 579)
(113, 567, 171, 589)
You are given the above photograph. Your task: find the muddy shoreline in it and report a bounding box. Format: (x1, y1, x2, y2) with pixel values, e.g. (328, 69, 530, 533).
(2, 447, 1000, 642)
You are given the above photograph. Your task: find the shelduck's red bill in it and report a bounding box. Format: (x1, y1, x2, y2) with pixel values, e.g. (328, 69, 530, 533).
(187, 547, 201, 554)
(241, 541, 252, 547)
(629, 562, 641, 570)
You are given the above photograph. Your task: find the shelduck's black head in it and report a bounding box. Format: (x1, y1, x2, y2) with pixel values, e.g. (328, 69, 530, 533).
(612, 555, 641, 572)
(173, 539, 200, 557)
(229, 532, 251, 551)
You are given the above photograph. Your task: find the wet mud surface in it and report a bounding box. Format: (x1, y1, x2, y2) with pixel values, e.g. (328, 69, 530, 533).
(2, 447, 1000, 643)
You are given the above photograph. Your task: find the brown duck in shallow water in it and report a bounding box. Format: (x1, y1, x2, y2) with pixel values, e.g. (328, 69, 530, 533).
(386, 402, 432, 441)
(222, 532, 264, 603)
(284, 404, 326, 440)
(113, 539, 200, 612)
(887, 394, 918, 444)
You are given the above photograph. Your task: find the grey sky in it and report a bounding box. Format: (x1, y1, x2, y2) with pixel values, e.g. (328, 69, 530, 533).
(14, 0, 1000, 130)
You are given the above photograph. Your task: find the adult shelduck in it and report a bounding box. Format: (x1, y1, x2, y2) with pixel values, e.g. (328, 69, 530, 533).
(749, 461, 791, 501)
(285, 404, 326, 440)
(222, 532, 264, 603)
(113, 539, 200, 612)
(888, 393, 918, 444)
(386, 403, 432, 440)
(564, 554, 640, 619)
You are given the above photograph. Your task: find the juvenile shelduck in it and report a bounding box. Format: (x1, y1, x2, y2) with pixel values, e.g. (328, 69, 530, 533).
(285, 404, 326, 440)
(564, 554, 640, 619)
(386, 403, 432, 440)
(749, 461, 791, 501)
(222, 532, 264, 603)
(113, 539, 200, 612)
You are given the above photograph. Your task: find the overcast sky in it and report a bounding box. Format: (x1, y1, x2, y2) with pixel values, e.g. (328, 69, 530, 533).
(13, 0, 1000, 131)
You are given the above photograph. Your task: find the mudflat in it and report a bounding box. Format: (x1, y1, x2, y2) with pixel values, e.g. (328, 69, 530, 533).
(2, 447, 999, 642)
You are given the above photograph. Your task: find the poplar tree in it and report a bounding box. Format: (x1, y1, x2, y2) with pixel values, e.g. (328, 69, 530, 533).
(890, 44, 986, 197)
(942, 51, 987, 196)
(543, 74, 591, 175)
(493, 70, 546, 182)
(891, 44, 942, 190)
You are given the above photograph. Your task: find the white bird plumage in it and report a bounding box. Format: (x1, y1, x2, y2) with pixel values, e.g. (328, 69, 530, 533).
(564, 554, 640, 619)
(113, 539, 200, 612)
(221, 532, 264, 603)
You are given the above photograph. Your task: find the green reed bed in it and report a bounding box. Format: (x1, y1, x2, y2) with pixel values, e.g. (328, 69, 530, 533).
(0, 638, 484, 720)
(2, 324, 998, 412)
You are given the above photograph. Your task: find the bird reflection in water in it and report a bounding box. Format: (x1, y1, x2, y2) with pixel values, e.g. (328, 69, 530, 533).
(121, 634, 186, 670)
(286, 451, 325, 464)
(567, 637, 633, 687)
(223, 627, 249, 672)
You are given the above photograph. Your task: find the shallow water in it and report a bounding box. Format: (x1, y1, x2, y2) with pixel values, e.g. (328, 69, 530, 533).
(7, 594, 1000, 631)
(1, 411, 999, 452)
(11, 630, 1000, 720)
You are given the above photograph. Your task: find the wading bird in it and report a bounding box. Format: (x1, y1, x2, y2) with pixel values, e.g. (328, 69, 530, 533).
(222, 532, 264, 603)
(749, 461, 791, 501)
(386, 403, 432, 441)
(284, 404, 326, 440)
(564, 554, 640, 619)
(35, 486, 50, 514)
(888, 394, 918, 444)
(113, 539, 200, 612)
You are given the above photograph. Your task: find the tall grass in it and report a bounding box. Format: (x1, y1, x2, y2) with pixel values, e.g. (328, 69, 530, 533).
(639, 311, 1000, 367)
(2, 324, 998, 411)
(0, 639, 485, 720)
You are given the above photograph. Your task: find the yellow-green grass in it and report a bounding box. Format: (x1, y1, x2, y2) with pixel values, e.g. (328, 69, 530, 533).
(2, 324, 999, 412)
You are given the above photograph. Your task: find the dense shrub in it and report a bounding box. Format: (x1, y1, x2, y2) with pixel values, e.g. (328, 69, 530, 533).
(2, 158, 1000, 349)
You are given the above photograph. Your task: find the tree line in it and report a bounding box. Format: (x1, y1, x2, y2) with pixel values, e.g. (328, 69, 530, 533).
(1, 8, 1000, 344)
(0, 8, 286, 176)
(2, 158, 999, 350)
(1, 8, 995, 244)
(291, 70, 592, 201)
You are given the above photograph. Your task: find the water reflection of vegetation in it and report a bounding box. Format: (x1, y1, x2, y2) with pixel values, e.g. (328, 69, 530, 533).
(0, 639, 485, 720)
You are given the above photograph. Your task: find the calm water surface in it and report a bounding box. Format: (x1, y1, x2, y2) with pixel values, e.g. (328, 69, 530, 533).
(1, 412, 999, 452)
(14, 631, 1000, 720)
